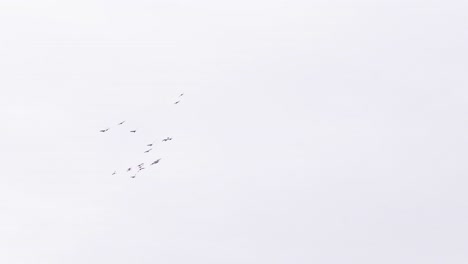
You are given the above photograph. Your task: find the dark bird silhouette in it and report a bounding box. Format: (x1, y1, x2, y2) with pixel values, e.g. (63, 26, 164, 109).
(179, 93, 184, 97)
(130, 130, 136, 133)
(174, 101, 180, 104)
(144, 149, 152, 153)
(112, 171, 116, 175)
(151, 159, 161, 165)
(162, 137, 172, 142)
(118, 121, 125, 125)
(138, 163, 144, 168)
(147, 144, 153, 147)
(127, 168, 132, 172)
(100, 128, 109, 133)
(131, 175, 136, 178)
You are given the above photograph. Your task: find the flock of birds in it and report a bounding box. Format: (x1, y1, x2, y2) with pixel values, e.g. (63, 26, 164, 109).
(100, 93, 184, 179)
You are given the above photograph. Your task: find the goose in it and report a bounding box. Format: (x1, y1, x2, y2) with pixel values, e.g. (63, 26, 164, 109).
(144, 149, 152, 153)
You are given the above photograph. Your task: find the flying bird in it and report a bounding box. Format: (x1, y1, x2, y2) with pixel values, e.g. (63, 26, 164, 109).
(102, 90, 188, 181)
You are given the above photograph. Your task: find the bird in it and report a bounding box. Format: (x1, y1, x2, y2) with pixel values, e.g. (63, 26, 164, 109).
(112, 171, 116, 175)
(151, 159, 161, 165)
(174, 101, 180, 104)
(131, 175, 136, 178)
(162, 137, 172, 142)
(100, 128, 109, 132)
(138, 167, 145, 171)
(127, 168, 132, 172)
(130, 130, 136, 133)
(179, 93, 184, 97)
(118, 121, 125, 125)
(144, 149, 152, 153)
(147, 144, 153, 147)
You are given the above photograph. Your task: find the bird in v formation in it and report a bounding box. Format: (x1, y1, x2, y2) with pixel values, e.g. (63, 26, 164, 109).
(101, 93, 184, 178)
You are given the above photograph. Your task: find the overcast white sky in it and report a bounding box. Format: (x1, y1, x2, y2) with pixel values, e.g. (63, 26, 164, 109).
(1, 0, 468, 263)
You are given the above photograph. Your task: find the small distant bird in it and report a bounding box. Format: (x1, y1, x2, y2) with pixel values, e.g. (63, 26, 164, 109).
(174, 101, 180, 104)
(151, 159, 161, 165)
(138, 163, 144, 168)
(147, 144, 153, 147)
(179, 93, 184, 97)
(112, 171, 116, 175)
(138, 167, 145, 171)
(131, 175, 136, 178)
(127, 168, 132, 172)
(118, 121, 125, 125)
(162, 137, 172, 142)
(130, 130, 136, 133)
(144, 149, 152, 153)
(100, 128, 109, 133)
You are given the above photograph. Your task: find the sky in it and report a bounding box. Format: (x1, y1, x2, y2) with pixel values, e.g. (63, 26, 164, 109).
(1, 0, 468, 263)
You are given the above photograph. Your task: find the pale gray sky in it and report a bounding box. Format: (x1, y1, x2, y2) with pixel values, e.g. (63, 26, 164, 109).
(1, 0, 468, 263)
